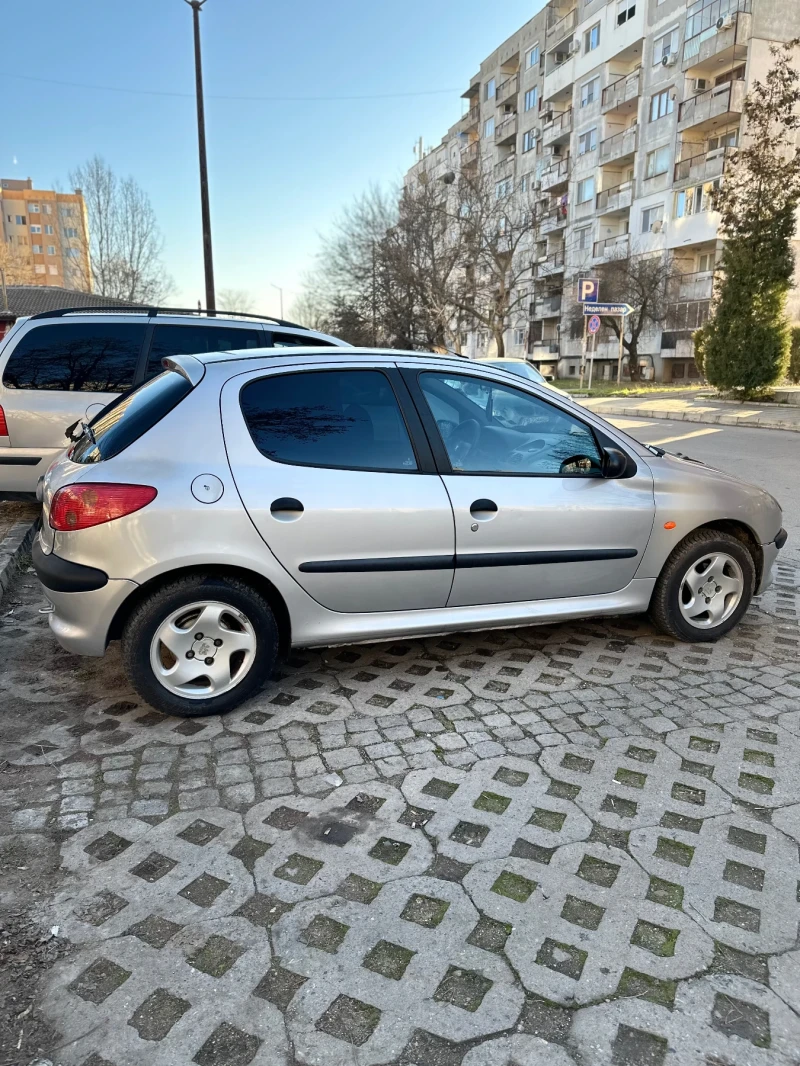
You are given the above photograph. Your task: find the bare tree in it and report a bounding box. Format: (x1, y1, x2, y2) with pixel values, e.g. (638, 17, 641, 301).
(69, 156, 173, 304)
(217, 288, 255, 313)
(0, 236, 36, 287)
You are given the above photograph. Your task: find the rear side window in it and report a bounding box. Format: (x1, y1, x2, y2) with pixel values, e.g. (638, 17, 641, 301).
(240, 369, 418, 472)
(2, 323, 146, 392)
(145, 324, 261, 378)
(70, 371, 193, 464)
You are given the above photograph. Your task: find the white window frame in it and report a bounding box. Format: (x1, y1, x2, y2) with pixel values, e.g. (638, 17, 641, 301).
(580, 77, 600, 107)
(34, 264, 46, 274)
(524, 87, 538, 111)
(650, 88, 675, 121)
(645, 145, 670, 178)
(29, 203, 40, 213)
(14, 215, 25, 225)
(485, 78, 496, 100)
(584, 23, 601, 53)
(47, 245, 56, 255)
(616, 0, 636, 25)
(577, 176, 595, 203)
(48, 264, 58, 274)
(641, 203, 664, 233)
(653, 28, 678, 66)
(484, 116, 495, 138)
(513, 327, 526, 346)
(29, 224, 42, 233)
(578, 127, 597, 155)
(522, 130, 537, 152)
(576, 226, 592, 250)
(44, 225, 54, 235)
(526, 44, 540, 68)
(32, 244, 42, 254)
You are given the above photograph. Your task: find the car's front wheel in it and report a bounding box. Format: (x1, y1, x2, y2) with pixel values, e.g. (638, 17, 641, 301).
(122, 575, 279, 716)
(649, 529, 756, 643)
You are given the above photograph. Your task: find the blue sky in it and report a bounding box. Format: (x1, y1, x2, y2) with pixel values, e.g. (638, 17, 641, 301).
(4, 0, 542, 316)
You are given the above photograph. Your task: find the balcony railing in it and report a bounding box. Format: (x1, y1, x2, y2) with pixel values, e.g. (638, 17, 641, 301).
(495, 114, 518, 144)
(530, 341, 560, 357)
(462, 105, 480, 129)
(541, 156, 570, 191)
(494, 152, 516, 174)
(673, 145, 735, 184)
(601, 68, 641, 112)
(595, 180, 633, 213)
(683, 4, 751, 67)
(532, 295, 563, 317)
(540, 206, 568, 234)
(542, 108, 572, 146)
(460, 141, 479, 166)
(678, 270, 714, 301)
(535, 251, 566, 277)
(599, 124, 637, 165)
(677, 79, 745, 131)
(593, 233, 630, 260)
(546, 6, 577, 43)
(496, 74, 519, 105)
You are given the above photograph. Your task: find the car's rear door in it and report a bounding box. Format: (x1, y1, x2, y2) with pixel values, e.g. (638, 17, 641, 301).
(221, 359, 455, 613)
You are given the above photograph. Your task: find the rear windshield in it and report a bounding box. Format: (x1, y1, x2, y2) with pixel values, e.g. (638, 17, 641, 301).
(70, 371, 193, 464)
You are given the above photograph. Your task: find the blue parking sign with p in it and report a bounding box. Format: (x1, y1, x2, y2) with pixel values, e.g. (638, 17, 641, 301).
(578, 278, 600, 303)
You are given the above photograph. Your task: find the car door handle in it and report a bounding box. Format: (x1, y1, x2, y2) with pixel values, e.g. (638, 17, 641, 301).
(270, 497, 304, 522)
(470, 499, 497, 520)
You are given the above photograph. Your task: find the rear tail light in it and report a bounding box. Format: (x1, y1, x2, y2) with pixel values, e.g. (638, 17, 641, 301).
(50, 483, 157, 531)
(0, 406, 8, 437)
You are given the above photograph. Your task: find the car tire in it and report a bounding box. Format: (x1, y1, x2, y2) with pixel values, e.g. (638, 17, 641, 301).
(122, 574, 279, 717)
(649, 528, 756, 643)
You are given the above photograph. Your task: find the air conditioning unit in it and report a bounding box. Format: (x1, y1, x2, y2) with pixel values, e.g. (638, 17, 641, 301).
(532, 127, 542, 138)
(569, 39, 581, 55)
(716, 14, 735, 29)
(691, 77, 708, 93)
(662, 52, 679, 67)
(650, 220, 664, 233)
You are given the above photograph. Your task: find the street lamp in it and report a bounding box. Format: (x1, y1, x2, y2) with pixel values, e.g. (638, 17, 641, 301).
(184, 0, 216, 314)
(270, 284, 284, 319)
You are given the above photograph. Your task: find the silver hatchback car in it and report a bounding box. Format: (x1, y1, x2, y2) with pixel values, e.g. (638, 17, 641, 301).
(34, 347, 786, 718)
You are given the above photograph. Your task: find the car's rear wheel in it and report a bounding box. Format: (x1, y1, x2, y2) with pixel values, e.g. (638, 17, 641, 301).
(122, 575, 278, 716)
(649, 529, 755, 643)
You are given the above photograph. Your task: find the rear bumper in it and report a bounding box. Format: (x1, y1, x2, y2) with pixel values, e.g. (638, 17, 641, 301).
(32, 537, 108, 592)
(0, 449, 62, 493)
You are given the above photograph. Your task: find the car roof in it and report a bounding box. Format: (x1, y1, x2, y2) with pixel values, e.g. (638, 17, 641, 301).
(196, 346, 469, 367)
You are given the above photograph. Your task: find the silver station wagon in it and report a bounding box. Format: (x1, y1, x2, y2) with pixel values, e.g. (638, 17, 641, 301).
(33, 347, 786, 718)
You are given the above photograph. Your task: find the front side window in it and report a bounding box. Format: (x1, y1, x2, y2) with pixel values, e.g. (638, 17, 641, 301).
(524, 87, 538, 111)
(577, 177, 595, 203)
(146, 324, 261, 378)
(241, 369, 417, 472)
(650, 89, 675, 121)
(645, 145, 671, 178)
(580, 77, 600, 107)
(419, 372, 602, 475)
(484, 116, 495, 138)
(585, 23, 601, 52)
(2, 323, 146, 392)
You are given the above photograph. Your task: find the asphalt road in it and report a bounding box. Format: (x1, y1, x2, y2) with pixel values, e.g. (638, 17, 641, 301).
(609, 417, 800, 566)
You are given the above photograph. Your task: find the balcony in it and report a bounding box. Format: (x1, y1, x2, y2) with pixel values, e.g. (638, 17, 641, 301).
(542, 108, 572, 147)
(593, 232, 630, 261)
(677, 80, 745, 133)
(460, 141, 479, 167)
(595, 180, 633, 215)
(677, 270, 714, 301)
(682, 6, 751, 74)
(599, 124, 637, 166)
(532, 295, 563, 318)
(540, 206, 568, 234)
(530, 341, 560, 359)
(541, 156, 570, 192)
(495, 114, 518, 145)
(546, 6, 577, 46)
(461, 105, 480, 130)
(494, 153, 516, 176)
(601, 68, 641, 114)
(496, 74, 519, 106)
(535, 251, 565, 277)
(673, 145, 735, 185)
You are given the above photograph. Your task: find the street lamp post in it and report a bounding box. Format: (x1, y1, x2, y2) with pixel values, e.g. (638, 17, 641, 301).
(184, 0, 216, 314)
(270, 284, 284, 319)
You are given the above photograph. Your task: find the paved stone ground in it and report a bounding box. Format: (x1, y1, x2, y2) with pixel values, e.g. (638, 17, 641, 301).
(1, 558, 799, 1066)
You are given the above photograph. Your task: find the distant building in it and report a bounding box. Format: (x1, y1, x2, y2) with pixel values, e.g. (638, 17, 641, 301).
(405, 0, 800, 382)
(1, 177, 91, 292)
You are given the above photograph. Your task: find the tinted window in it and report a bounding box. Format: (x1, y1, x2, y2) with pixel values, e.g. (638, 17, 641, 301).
(70, 371, 193, 464)
(420, 372, 602, 476)
(484, 361, 546, 384)
(3, 323, 145, 392)
(241, 369, 417, 472)
(270, 331, 334, 348)
(146, 324, 261, 378)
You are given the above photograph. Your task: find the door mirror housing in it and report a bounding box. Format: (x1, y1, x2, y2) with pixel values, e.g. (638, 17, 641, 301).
(602, 447, 633, 479)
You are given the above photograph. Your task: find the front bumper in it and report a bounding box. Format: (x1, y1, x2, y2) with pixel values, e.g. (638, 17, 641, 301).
(758, 528, 788, 596)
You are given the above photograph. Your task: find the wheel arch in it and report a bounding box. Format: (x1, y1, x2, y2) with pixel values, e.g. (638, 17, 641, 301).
(107, 564, 292, 658)
(694, 519, 763, 588)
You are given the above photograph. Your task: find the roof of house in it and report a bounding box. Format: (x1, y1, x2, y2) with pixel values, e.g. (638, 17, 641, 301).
(0, 286, 146, 321)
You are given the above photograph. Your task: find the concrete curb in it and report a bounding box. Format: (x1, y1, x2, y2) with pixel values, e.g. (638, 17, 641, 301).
(0, 519, 39, 606)
(577, 404, 800, 433)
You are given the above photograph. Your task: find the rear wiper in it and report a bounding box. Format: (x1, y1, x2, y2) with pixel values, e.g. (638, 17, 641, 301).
(80, 420, 97, 446)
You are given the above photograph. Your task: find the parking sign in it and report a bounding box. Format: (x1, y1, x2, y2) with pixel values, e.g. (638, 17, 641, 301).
(587, 314, 601, 334)
(577, 278, 600, 303)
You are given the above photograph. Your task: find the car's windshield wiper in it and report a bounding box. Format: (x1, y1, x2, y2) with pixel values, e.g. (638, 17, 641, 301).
(647, 444, 665, 456)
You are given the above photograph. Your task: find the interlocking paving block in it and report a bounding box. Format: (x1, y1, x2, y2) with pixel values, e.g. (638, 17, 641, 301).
(767, 801, 800, 845)
(463, 842, 712, 1005)
(330, 648, 475, 713)
(630, 813, 799, 954)
(42, 918, 286, 1065)
(536, 632, 681, 688)
(244, 781, 432, 901)
(776, 710, 800, 737)
(401, 757, 591, 864)
(461, 1034, 579, 1064)
(53, 809, 250, 944)
(271, 875, 523, 1064)
(665, 720, 800, 808)
(78, 696, 224, 754)
(572, 974, 800, 1065)
(5, 722, 80, 766)
(769, 949, 800, 1015)
(461, 646, 579, 700)
(539, 736, 731, 830)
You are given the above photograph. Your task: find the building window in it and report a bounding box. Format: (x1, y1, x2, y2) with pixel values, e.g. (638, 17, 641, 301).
(64, 227, 79, 238)
(485, 78, 496, 100)
(14, 215, 26, 225)
(43, 203, 52, 214)
(44, 225, 54, 235)
(697, 251, 715, 272)
(496, 178, 513, 198)
(650, 89, 675, 121)
(580, 77, 600, 107)
(32, 244, 42, 254)
(584, 23, 601, 53)
(60, 206, 74, 217)
(513, 327, 526, 346)
(522, 130, 537, 152)
(645, 145, 670, 178)
(578, 127, 597, 155)
(35, 264, 46, 275)
(30, 224, 42, 234)
(653, 28, 678, 65)
(484, 116, 495, 138)
(576, 226, 592, 250)
(65, 248, 81, 258)
(29, 203, 40, 213)
(641, 204, 664, 233)
(47, 245, 56, 255)
(617, 0, 636, 24)
(520, 174, 530, 192)
(675, 179, 719, 217)
(577, 177, 595, 203)
(526, 44, 540, 68)
(49, 265, 58, 275)
(569, 364, 577, 375)
(524, 87, 538, 111)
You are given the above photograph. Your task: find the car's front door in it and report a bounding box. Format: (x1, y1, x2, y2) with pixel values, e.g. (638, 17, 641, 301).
(221, 362, 455, 613)
(406, 368, 655, 607)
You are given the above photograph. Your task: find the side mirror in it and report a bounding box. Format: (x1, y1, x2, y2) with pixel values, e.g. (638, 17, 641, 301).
(602, 447, 630, 479)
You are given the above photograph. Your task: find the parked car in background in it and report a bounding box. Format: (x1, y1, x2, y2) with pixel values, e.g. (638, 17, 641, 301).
(34, 347, 785, 719)
(0, 306, 344, 492)
(476, 358, 568, 396)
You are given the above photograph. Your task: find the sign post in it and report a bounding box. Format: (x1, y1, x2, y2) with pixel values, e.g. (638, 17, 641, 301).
(576, 279, 600, 390)
(617, 326, 625, 384)
(580, 303, 634, 389)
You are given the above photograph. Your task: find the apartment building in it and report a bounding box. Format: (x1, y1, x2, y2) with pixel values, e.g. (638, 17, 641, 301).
(405, 0, 800, 381)
(1, 177, 91, 291)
